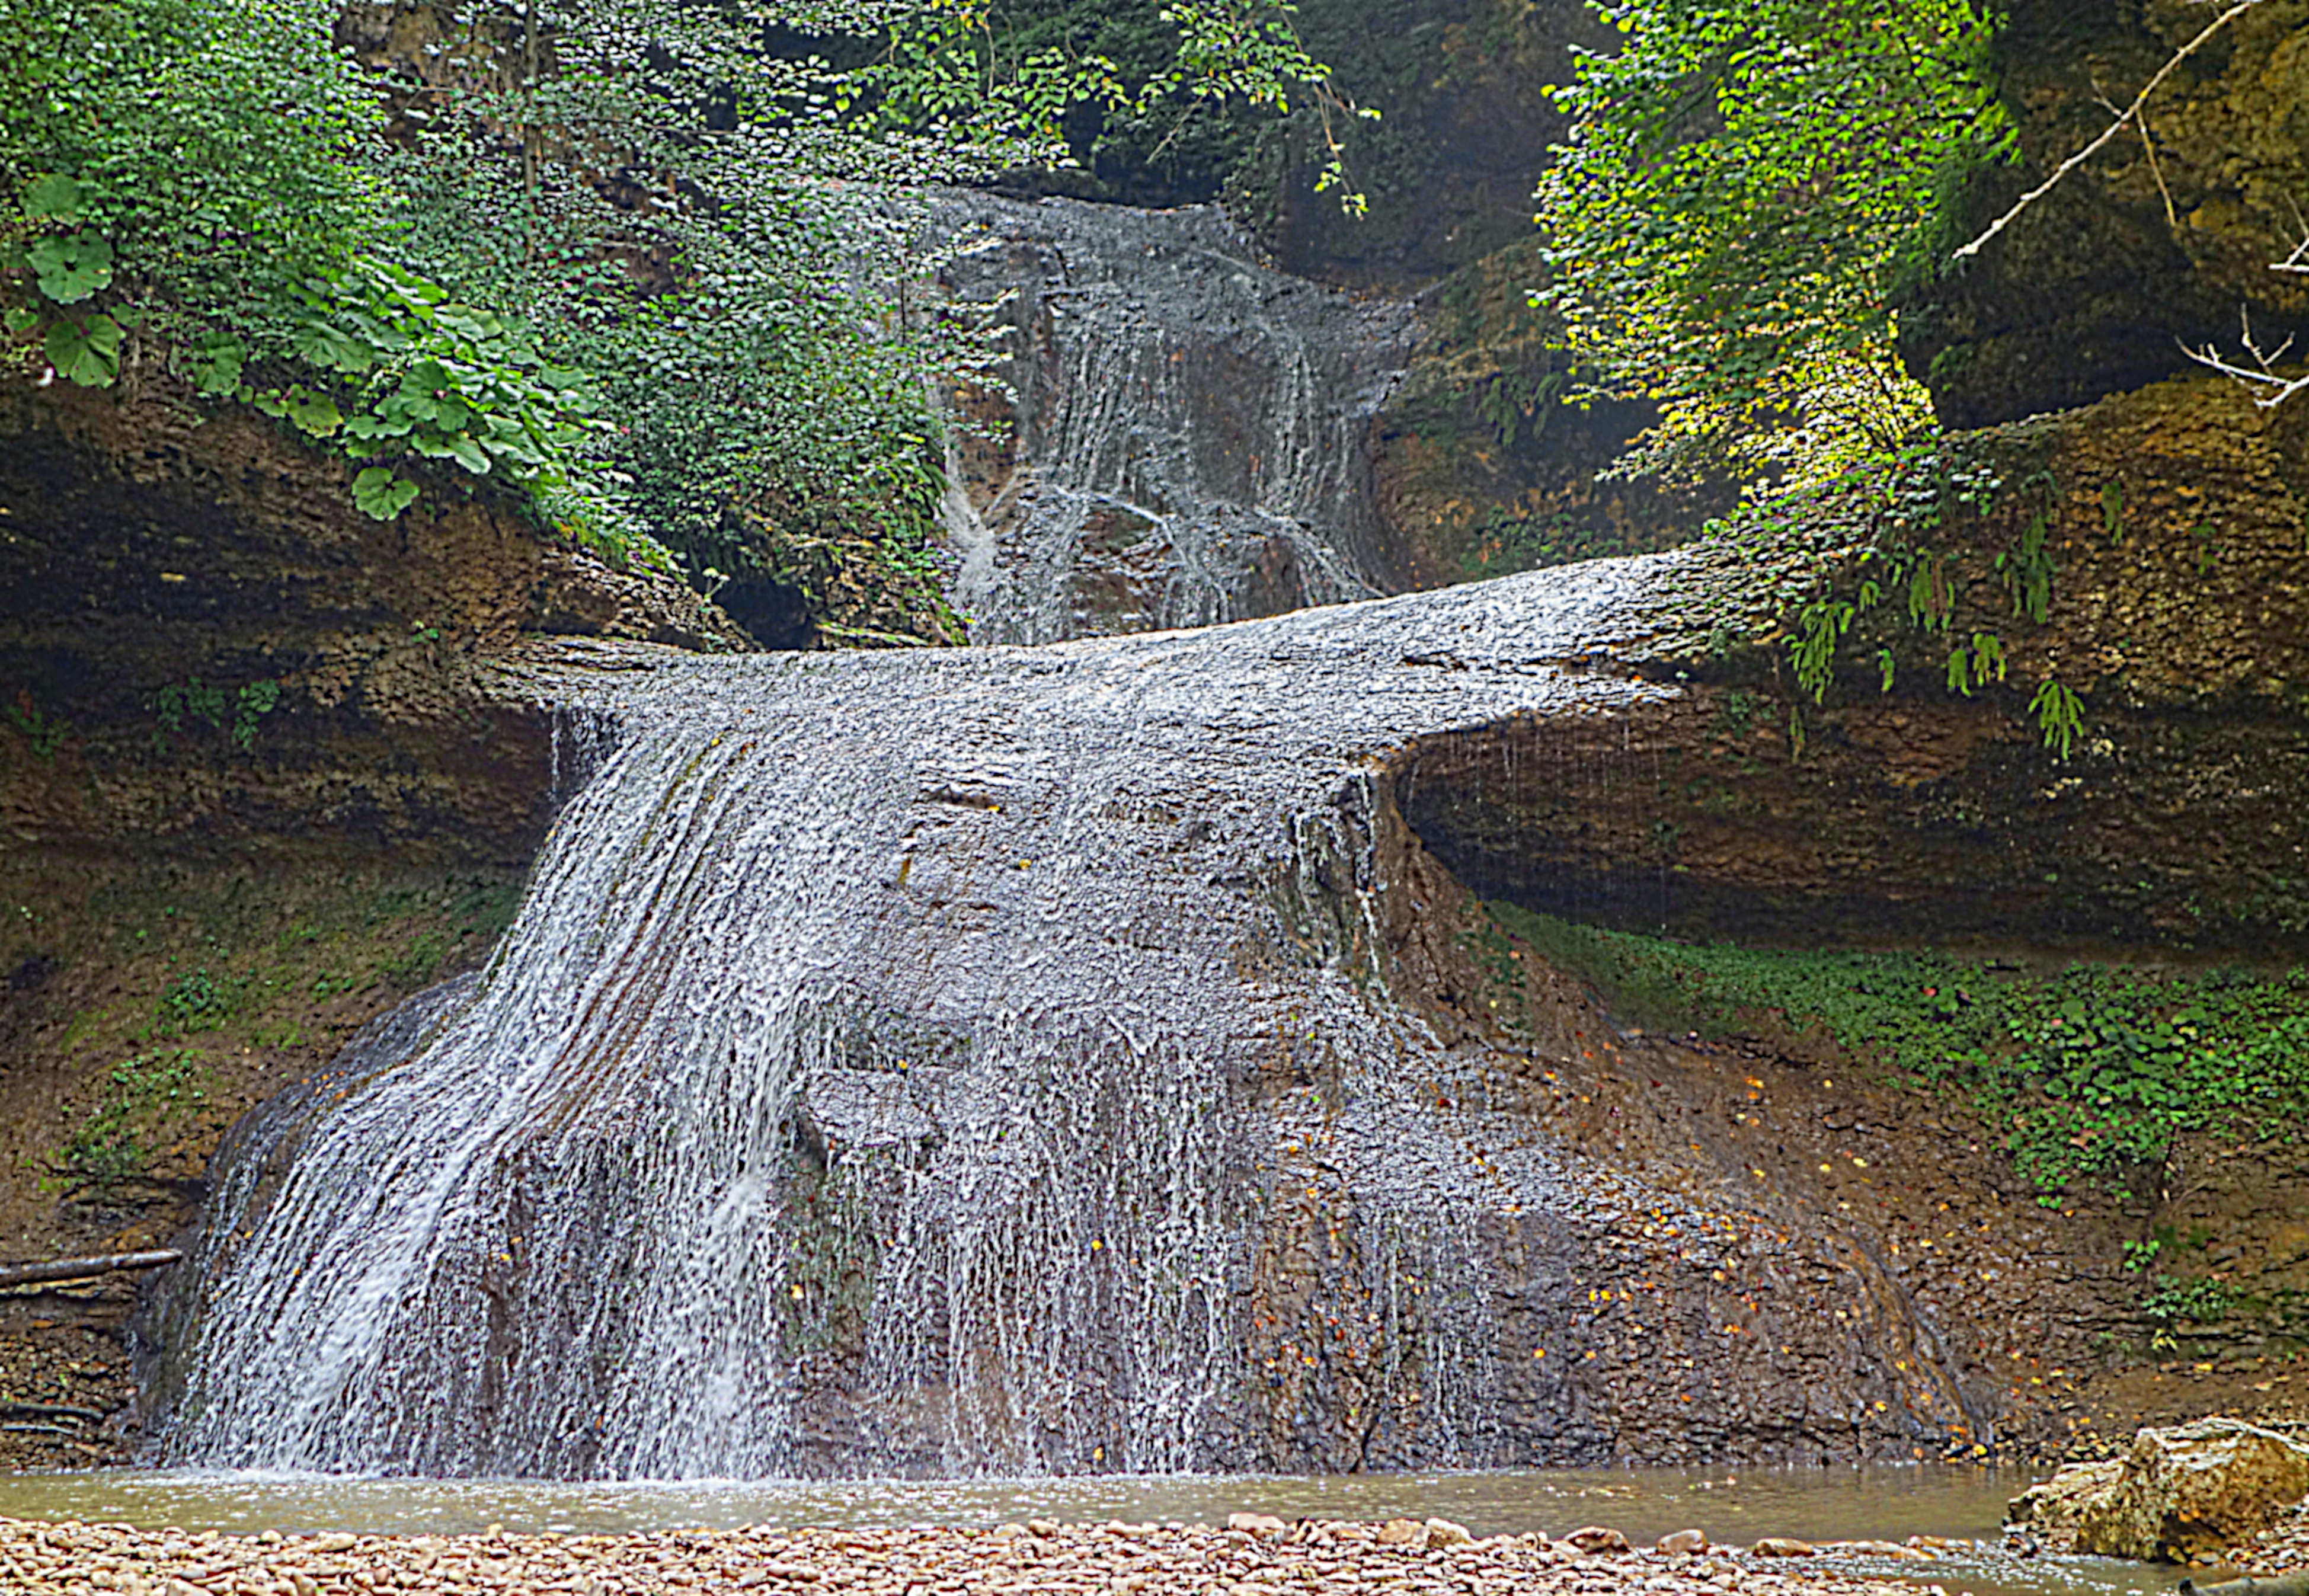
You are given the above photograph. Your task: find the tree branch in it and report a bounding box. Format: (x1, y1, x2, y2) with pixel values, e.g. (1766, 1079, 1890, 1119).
(1954, 0, 2266, 261)
(0, 1250, 181, 1291)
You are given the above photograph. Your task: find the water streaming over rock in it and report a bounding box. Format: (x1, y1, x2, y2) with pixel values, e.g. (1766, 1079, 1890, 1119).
(926, 193, 1418, 645)
(151, 571, 1627, 1476)
(143, 199, 2027, 1475)
(149, 556, 2005, 1479)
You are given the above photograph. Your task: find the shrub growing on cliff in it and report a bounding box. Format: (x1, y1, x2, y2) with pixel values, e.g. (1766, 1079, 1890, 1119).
(1533, 0, 2010, 487)
(0, 0, 383, 383)
(854, 0, 1366, 206)
(0, 0, 648, 557)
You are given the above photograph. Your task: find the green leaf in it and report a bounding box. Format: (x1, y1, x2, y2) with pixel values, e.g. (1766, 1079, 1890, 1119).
(28, 231, 114, 305)
(284, 389, 344, 437)
(351, 467, 420, 520)
(44, 313, 121, 387)
(443, 434, 490, 474)
(22, 174, 85, 222)
(292, 321, 374, 375)
(186, 334, 246, 398)
(3, 307, 40, 336)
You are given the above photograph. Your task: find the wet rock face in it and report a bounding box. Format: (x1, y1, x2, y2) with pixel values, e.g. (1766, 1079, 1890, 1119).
(148, 554, 2129, 1479)
(0, 376, 740, 861)
(1240, 0, 1609, 294)
(1902, 0, 2309, 429)
(931, 197, 1716, 642)
(1370, 241, 1736, 593)
(1402, 376, 2309, 958)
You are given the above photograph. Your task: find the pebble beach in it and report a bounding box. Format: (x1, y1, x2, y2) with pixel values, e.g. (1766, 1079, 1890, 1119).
(2, 1514, 1973, 1596)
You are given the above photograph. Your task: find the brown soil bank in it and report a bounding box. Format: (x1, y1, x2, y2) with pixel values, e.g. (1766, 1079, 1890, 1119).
(0, 376, 741, 1468)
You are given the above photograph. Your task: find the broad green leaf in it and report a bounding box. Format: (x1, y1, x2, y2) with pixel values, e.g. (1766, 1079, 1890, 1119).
(284, 389, 344, 437)
(44, 313, 121, 387)
(292, 321, 374, 375)
(28, 231, 114, 305)
(351, 467, 420, 520)
(443, 434, 490, 474)
(343, 412, 401, 440)
(22, 174, 85, 222)
(186, 334, 246, 397)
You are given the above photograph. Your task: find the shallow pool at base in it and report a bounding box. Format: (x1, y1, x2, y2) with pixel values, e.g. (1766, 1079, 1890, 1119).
(0, 1464, 2198, 1596)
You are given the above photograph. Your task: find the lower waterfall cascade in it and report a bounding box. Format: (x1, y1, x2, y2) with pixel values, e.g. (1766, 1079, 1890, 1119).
(147, 557, 2002, 1480)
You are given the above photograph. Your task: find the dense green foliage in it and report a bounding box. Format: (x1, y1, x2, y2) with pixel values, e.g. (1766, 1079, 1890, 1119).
(0, 0, 1337, 629)
(0, 0, 627, 548)
(1533, 0, 2010, 487)
(1490, 901, 2309, 1197)
(862, 0, 1363, 206)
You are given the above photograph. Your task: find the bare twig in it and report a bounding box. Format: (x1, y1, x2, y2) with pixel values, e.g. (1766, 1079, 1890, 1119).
(2182, 306, 2309, 407)
(1955, 0, 2266, 261)
(2096, 84, 2177, 228)
(2272, 199, 2309, 274)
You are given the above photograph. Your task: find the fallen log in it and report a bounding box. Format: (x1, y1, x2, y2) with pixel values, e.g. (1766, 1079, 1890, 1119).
(0, 1401, 103, 1423)
(0, 1250, 181, 1290)
(2181, 1576, 2309, 1596)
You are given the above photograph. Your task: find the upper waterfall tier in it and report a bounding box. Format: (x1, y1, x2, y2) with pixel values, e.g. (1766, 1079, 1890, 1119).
(928, 193, 1419, 645)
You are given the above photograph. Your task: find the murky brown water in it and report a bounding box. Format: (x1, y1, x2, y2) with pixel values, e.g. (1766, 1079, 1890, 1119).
(0, 1466, 2192, 1596)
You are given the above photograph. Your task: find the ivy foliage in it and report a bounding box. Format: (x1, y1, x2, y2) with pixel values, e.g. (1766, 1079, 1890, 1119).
(1533, 0, 2012, 488)
(1489, 900, 2309, 1196)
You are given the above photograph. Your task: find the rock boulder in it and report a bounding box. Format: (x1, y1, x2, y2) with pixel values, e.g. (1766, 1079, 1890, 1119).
(2007, 1459, 2125, 1546)
(2012, 1419, 2309, 1562)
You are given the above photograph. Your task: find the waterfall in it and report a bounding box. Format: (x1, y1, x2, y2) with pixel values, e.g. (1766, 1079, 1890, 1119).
(145, 204, 2003, 1476)
(151, 568, 1696, 1479)
(924, 193, 1418, 645)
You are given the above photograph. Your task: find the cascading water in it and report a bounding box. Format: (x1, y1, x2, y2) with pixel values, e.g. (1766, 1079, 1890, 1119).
(925, 193, 1418, 645)
(146, 199, 2002, 1479)
(152, 567, 1700, 1479)
(153, 552, 2002, 1478)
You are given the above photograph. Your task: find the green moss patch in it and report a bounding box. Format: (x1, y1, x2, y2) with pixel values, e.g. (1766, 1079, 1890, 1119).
(1486, 899, 2309, 1196)
(2, 856, 520, 1233)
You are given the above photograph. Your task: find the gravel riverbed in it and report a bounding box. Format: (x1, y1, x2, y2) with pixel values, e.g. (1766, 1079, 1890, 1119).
(2230, 1501, 2309, 1575)
(1, 1513, 1976, 1596)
